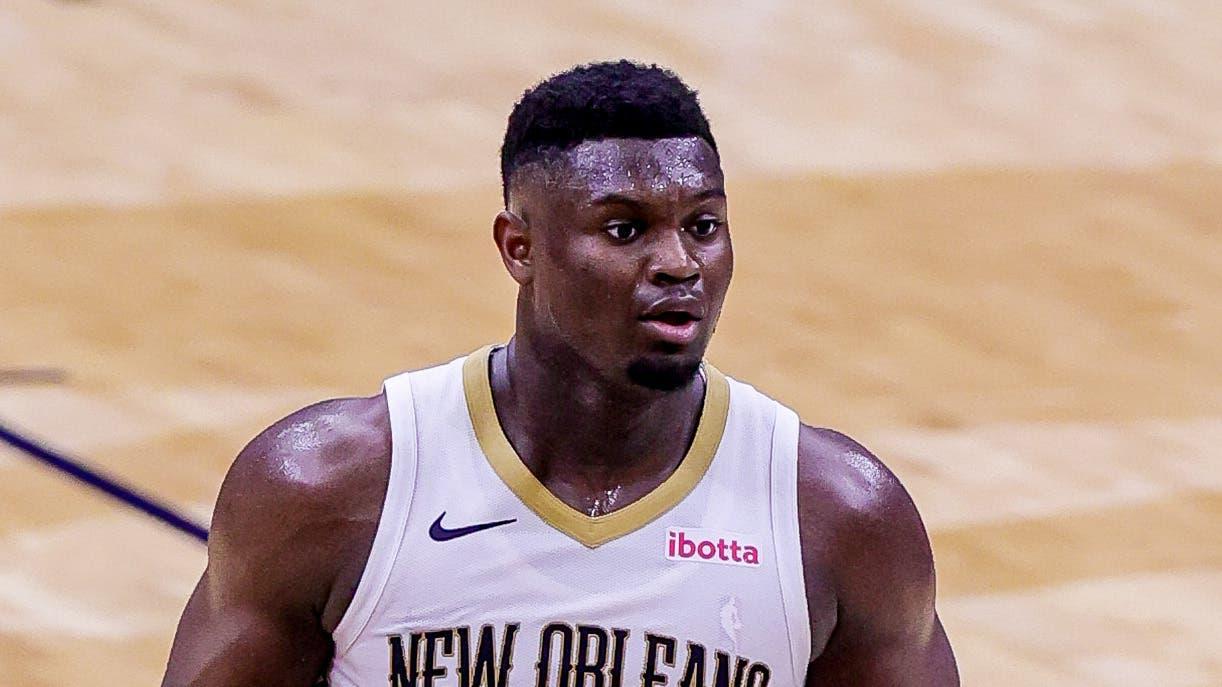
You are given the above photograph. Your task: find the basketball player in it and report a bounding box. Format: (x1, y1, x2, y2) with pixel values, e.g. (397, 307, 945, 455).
(163, 61, 957, 686)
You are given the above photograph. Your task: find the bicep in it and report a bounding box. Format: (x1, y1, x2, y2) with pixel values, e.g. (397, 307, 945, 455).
(161, 419, 351, 687)
(807, 611, 957, 686)
(797, 426, 958, 685)
(162, 566, 332, 686)
(804, 490, 959, 685)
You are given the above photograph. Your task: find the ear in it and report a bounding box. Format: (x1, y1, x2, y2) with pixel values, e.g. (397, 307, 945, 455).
(493, 210, 533, 285)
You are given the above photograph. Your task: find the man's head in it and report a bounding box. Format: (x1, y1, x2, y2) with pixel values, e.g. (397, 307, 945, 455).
(495, 61, 732, 392)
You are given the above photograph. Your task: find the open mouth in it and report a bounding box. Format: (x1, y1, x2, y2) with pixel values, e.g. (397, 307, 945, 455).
(638, 311, 702, 345)
(641, 311, 700, 325)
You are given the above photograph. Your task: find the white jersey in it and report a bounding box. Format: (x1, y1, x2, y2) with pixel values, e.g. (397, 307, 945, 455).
(329, 346, 810, 687)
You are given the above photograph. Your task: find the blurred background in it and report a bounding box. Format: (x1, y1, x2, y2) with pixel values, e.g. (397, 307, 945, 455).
(2, 1, 1220, 684)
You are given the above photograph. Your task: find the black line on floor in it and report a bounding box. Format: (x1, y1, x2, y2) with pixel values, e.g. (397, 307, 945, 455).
(0, 421, 208, 543)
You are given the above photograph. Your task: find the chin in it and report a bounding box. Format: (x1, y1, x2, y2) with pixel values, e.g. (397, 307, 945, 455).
(625, 349, 703, 391)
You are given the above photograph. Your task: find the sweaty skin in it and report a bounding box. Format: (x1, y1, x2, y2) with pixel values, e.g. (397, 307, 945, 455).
(161, 137, 958, 685)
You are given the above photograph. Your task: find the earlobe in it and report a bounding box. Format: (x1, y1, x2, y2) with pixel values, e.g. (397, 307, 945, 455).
(493, 210, 533, 284)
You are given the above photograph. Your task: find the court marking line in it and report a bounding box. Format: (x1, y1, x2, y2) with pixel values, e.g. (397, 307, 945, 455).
(0, 421, 208, 543)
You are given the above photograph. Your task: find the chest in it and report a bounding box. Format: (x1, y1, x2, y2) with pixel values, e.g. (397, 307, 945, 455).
(328, 357, 811, 687)
(371, 507, 793, 687)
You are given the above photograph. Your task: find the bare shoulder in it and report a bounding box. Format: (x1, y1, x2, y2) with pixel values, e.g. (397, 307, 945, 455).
(216, 394, 390, 522)
(208, 394, 392, 627)
(795, 424, 937, 637)
(795, 427, 958, 680)
(795, 425, 925, 541)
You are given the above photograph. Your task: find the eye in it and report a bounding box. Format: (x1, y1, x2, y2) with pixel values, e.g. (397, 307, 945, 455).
(605, 221, 641, 242)
(690, 218, 722, 238)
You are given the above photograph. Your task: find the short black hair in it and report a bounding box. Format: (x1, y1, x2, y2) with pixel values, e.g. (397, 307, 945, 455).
(500, 60, 718, 203)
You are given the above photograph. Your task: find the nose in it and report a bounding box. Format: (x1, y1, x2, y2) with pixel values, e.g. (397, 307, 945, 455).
(649, 228, 699, 285)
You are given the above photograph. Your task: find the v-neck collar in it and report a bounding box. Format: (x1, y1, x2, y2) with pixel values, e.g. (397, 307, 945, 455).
(462, 345, 730, 548)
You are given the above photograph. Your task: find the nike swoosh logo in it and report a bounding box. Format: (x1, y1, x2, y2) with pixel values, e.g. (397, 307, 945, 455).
(428, 511, 517, 542)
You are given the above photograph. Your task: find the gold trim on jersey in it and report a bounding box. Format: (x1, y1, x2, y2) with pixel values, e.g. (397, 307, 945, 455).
(462, 345, 729, 548)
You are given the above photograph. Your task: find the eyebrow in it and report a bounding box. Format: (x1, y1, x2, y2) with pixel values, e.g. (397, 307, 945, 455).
(589, 187, 726, 207)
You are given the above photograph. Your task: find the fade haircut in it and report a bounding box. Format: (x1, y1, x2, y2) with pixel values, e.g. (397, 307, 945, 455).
(500, 60, 718, 203)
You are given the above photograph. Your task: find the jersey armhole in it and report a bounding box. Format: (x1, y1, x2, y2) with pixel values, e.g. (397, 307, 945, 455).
(331, 372, 419, 656)
(770, 404, 811, 684)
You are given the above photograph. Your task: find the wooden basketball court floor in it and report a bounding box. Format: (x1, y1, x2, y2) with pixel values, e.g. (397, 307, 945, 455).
(2, 2, 1219, 684)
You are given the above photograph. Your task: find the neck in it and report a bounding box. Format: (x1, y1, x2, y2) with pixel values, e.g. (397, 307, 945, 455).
(489, 333, 705, 504)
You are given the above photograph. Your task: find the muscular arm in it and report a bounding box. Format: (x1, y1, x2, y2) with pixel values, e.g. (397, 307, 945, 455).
(162, 396, 390, 686)
(799, 426, 958, 686)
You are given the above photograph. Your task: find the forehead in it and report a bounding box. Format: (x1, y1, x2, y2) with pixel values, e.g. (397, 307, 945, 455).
(554, 136, 722, 200)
